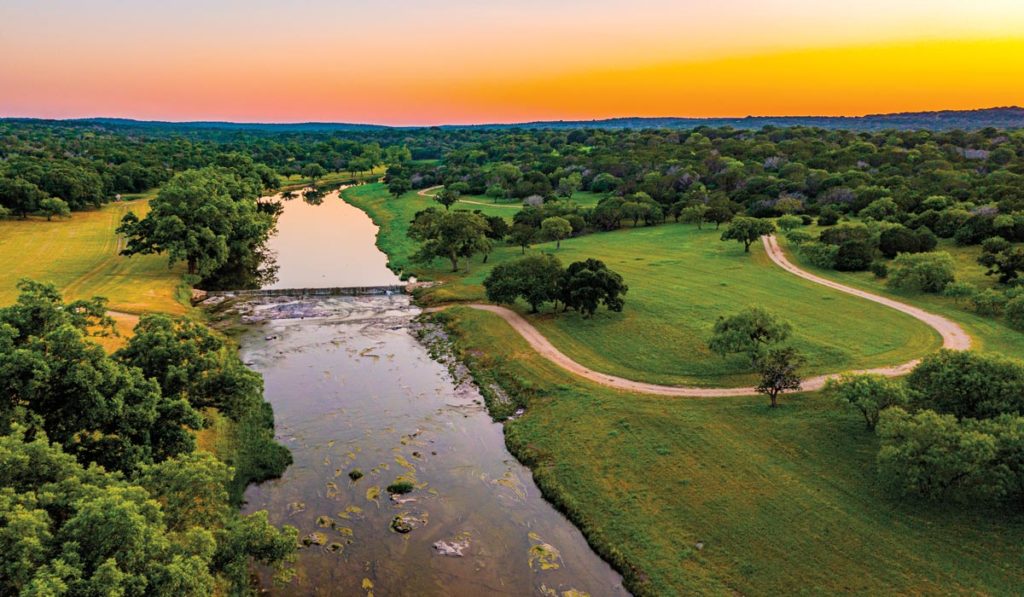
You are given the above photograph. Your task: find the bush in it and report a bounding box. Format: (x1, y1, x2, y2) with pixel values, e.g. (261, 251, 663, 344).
(816, 207, 841, 226)
(942, 281, 978, 304)
(777, 214, 802, 231)
(971, 288, 1009, 316)
(907, 350, 1024, 420)
(800, 214, 813, 225)
(799, 241, 838, 269)
(785, 230, 813, 245)
(887, 252, 955, 293)
(1006, 295, 1024, 330)
(870, 261, 889, 278)
(834, 240, 876, 271)
(827, 374, 909, 430)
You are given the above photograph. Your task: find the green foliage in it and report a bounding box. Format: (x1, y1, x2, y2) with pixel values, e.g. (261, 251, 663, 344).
(0, 177, 49, 218)
(0, 282, 199, 474)
(887, 252, 956, 293)
(36, 197, 70, 221)
(907, 350, 1024, 420)
(559, 258, 628, 318)
(754, 346, 805, 407)
(708, 307, 792, 364)
(798, 241, 839, 269)
(117, 166, 274, 285)
(115, 314, 263, 419)
(858, 197, 902, 222)
(409, 208, 491, 272)
(1005, 295, 1024, 330)
(827, 374, 910, 430)
(483, 254, 564, 313)
(776, 214, 802, 231)
(720, 217, 776, 252)
(540, 216, 572, 249)
(0, 428, 296, 596)
(970, 288, 1008, 316)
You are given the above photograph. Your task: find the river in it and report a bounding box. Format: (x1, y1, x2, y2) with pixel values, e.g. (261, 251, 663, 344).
(239, 189, 626, 596)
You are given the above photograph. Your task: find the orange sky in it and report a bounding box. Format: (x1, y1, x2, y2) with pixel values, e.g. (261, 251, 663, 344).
(1, 1, 1022, 124)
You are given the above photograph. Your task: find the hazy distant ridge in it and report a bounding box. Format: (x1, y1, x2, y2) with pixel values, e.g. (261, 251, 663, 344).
(5, 107, 1023, 132)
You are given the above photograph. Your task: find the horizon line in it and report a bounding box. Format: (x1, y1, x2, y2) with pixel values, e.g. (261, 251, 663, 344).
(3, 105, 1023, 129)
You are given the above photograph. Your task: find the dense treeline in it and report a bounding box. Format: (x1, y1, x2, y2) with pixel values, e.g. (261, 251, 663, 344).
(0, 281, 295, 594)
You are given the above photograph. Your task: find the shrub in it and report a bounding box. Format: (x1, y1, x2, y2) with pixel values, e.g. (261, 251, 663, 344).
(834, 240, 876, 271)
(942, 281, 978, 304)
(870, 261, 889, 278)
(785, 230, 813, 245)
(799, 241, 838, 269)
(777, 214, 802, 231)
(1005, 295, 1024, 330)
(827, 374, 910, 430)
(971, 288, 1009, 316)
(887, 252, 955, 293)
(816, 207, 840, 226)
(348, 469, 364, 480)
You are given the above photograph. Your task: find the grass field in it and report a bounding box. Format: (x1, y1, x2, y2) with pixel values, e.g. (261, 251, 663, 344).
(0, 195, 188, 350)
(441, 306, 1024, 596)
(0, 196, 187, 315)
(780, 234, 1024, 361)
(345, 184, 940, 386)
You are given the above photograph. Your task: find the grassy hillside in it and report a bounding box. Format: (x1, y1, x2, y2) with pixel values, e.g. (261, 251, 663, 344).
(345, 183, 940, 386)
(440, 306, 1024, 596)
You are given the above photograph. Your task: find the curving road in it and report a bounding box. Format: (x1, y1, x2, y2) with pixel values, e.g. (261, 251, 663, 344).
(439, 235, 971, 397)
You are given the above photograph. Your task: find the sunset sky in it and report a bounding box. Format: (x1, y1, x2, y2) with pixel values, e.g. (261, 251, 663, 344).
(1, 0, 1022, 125)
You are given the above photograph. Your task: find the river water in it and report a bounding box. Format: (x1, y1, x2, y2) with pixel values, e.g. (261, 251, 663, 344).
(240, 190, 625, 596)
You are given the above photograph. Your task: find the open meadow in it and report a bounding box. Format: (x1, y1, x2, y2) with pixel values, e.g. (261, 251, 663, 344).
(345, 183, 941, 386)
(439, 306, 1024, 595)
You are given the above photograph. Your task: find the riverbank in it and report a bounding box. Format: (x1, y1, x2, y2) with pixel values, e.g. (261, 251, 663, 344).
(339, 186, 1024, 595)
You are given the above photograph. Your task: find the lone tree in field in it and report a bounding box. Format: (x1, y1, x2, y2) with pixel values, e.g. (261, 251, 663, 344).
(541, 216, 572, 249)
(483, 254, 564, 313)
(38, 196, 71, 221)
(755, 347, 805, 407)
(509, 222, 537, 254)
(408, 207, 491, 272)
(721, 217, 776, 252)
(709, 306, 792, 364)
(434, 187, 461, 210)
(826, 373, 909, 430)
(559, 258, 628, 317)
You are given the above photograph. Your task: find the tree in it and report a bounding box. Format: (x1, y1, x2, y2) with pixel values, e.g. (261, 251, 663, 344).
(708, 307, 792, 364)
(115, 314, 263, 419)
(858, 197, 901, 221)
(408, 208, 490, 272)
(509, 222, 536, 254)
(906, 350, 1024, 420)
(117, 168, 274, 282)
(0, 177, 48, 218)
(755, 347, 805, 407)
(559, 258, 628, 317)
(878, 225, 927, 258)
(876, 407, 1000, 501)
(887, 252, 955, 293)
(720, 217, 776, 253)
(557, 172, 582, 198)
(678, 204, 709, 229)
(827, 374, 910, 430)
(705, 197, 736, 229)
(483, 254, 564, 313)
(37, 196, 70, 221)
(301, 163, 326, 181)
(541, 216, 572, 249)
(0, 283, 201, 474)
(434, 187, 461, 210)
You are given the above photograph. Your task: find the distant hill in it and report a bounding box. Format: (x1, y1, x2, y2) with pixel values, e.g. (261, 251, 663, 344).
(4, 107, 1024, 132)
(456, 107, 1024, 132)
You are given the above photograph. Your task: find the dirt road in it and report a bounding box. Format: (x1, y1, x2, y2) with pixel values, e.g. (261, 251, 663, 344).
(442, 235, 971, 397)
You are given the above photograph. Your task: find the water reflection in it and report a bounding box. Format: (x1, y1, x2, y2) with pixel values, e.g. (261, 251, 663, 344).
(261, 188, 400, 290)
